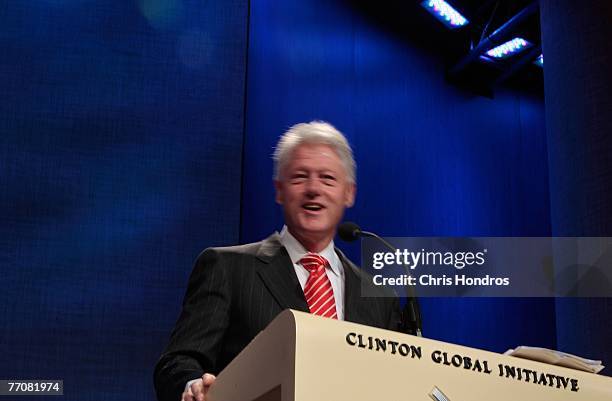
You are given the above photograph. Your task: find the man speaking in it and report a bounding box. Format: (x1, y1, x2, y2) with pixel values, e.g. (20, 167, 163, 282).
(154, 121, 401, 401)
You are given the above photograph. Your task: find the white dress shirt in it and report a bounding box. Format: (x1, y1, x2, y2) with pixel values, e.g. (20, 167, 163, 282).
(278, 225, 345, 321)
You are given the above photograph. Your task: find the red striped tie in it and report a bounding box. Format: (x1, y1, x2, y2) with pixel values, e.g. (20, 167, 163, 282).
(299, 253, 338, 319)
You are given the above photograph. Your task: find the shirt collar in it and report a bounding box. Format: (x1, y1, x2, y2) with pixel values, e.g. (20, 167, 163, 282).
(279, 225, 341, 277)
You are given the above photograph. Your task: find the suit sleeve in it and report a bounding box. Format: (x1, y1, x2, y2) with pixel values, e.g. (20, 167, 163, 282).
(386, 296, 403, 332)
(154, 248, 231, 401)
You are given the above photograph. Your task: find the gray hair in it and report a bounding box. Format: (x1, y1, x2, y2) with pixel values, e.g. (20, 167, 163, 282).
(273, 121, 356, 183)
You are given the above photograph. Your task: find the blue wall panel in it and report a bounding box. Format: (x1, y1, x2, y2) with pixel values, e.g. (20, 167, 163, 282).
(241, 0, 556, 353)
(0, 1, 248, 400)
(541, 0, 612, 373)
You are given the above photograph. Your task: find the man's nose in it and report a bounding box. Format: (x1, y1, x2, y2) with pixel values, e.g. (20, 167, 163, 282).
(304, 178, 322, 197)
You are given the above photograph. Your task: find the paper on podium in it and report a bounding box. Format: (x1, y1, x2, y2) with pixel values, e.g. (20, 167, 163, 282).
(505, 346, 605, 374)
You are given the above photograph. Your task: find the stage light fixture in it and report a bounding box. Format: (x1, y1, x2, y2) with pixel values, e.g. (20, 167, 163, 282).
(534, 54, 544, 67)
(485, 38, 532, 59)
(478, 55, 496, 63)
(421, 0, 469, 29)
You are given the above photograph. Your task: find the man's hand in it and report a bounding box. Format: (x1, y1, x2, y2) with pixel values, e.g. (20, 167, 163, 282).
(182, 373, 216, 401)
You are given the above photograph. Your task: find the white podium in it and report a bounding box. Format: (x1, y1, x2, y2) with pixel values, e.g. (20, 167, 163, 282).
(209, 310, 612, 401)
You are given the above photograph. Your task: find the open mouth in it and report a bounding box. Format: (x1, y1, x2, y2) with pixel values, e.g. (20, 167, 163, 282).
(302, 202, 325, 212)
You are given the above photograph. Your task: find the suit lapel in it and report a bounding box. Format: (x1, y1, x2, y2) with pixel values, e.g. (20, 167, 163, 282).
(336, 248, 362, 323)
(256, 233, 310, 313)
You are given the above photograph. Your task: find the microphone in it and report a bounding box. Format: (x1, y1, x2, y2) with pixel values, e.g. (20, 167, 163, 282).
(337, 221, 361, 242)
(337, 221, 423, 337)
(338, 222, 399, 252)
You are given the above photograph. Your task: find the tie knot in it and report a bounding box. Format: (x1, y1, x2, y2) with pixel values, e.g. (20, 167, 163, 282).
(299, 253, 329, 274)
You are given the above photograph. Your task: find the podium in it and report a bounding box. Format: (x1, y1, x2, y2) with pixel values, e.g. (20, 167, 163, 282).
(208, 310, 612, 401)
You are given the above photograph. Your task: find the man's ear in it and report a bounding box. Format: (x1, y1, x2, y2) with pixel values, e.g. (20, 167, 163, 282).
(345, 183, 356, 207)
(274, 180, 283, 205)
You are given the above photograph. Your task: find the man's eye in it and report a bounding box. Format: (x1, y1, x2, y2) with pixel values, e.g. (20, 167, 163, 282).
(321, 175, 336, 185)
(291, 173, 307, 181)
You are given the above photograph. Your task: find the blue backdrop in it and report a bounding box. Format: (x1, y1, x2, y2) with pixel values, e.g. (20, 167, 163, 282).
(1, 1, 247, 400)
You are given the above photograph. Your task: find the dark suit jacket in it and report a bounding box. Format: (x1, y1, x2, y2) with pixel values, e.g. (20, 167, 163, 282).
(154, 233, 401, 401)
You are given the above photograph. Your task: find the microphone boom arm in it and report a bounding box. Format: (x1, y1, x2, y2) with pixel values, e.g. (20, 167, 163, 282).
(354, 229, 423, 337)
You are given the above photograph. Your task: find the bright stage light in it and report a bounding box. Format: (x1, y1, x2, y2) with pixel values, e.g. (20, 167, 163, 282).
(485, 38, 532, 59)
(534, 53, 544, 67)
(421, 0, 469, 29)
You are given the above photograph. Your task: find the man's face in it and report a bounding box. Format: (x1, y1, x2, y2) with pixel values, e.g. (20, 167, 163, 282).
(275, 143, 355, 249)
